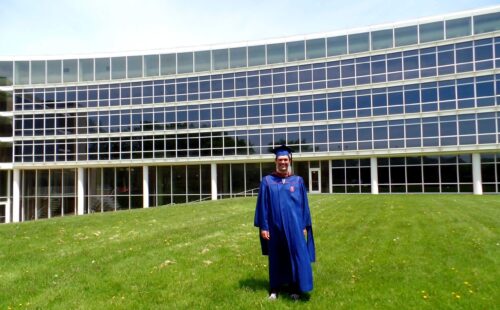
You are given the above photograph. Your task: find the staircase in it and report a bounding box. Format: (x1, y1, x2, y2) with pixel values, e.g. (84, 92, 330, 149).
(88, 196, 121, 212)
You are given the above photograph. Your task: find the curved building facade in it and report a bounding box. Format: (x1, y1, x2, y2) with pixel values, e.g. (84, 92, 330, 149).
(1, 6, 500, 223)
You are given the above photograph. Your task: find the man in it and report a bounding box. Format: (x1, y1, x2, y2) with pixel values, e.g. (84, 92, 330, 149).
(254, 145, 316, 300)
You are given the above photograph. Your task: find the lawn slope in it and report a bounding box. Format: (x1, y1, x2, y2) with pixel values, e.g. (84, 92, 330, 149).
(0, 195, 498, 309)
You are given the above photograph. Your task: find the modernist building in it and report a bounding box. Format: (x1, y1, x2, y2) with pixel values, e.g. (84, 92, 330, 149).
(1, 7, 500, 223)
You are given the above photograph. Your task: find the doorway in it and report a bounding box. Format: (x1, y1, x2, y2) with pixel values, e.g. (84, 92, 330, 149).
(309, 168, 321, 193)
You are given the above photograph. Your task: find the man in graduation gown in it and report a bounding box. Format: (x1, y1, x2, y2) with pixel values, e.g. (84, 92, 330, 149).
(254, 145, 316, 300)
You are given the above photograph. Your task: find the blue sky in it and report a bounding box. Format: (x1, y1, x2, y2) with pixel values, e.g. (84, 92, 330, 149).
(1, 0, 499, 57)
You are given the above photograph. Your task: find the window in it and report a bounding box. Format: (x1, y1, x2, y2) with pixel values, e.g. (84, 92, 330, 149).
(230, 47, 247, 68)
(248, 45, 266, 66)
(395, 26, 418, 47)
(177, 52, 193, 74)
(144, 55, 159, 77)
(474, 12, 500, 34)
(95, 58, 111, 80)
(446, 17, 471, 38)
(306, 38, 326, 59)
(160, 54, 176, 75)
(267, 43, 285, 64)
(327, 36, 347, 56)
(79, 59, 94, 82)
(371, 29, 393, 50)
(212, 49, 229, 70)
(111, 57, 126, 80)
(15, 61, 29, 84)
(419, 21, 444, 43)
(127, 56, 142, 78)
(0, 61, 13, 86)
(31, 61, 46, 84)
(348, 33, 369, 53)
(287, 41, 305, 62)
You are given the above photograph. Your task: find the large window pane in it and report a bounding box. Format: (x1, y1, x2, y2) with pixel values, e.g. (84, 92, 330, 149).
(0, 90, 13, 112)
(187, 165, 200, 197)
(15, 61, 29, 84)
(46, 60, 62, 84)
(327, 36, 347, 56)
(474, 12, 500, 34)
(446, 17, 471, 38)
(111, 57, 126, 80)
(419, 21, 444, 43)
(371, 29, 393, 50)
(212, 49, 229, 70)
(30, 61, 45, 84)
(246, 163, 261, 192)
(177, 52, 193, 74)
(231, 164, 245, 194)
(267, 43, 285, 64)
(172, 165, 186, 203)
(63, 59, 78, 83)
(160, 54, 176, 75)
(248, 45, 266, 66)
(306, 38, 326, 59)
(0, 61, 13, 86)
(287, 40, 305, 62)
(127, 56, 142, 78)
(348, 33, 369, 53)
(144, 55, 159, 77)
(79, 58, 94, 82)
(95, 58, 110, 80)
(195, 50, 211, 72)
(230, 47, 247, 68)
(395, 26, 418, 47)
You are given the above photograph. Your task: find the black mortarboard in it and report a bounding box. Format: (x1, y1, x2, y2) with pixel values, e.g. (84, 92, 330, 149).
(271, 144, 293, 158)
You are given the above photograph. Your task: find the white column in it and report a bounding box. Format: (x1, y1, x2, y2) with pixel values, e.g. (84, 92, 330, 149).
(12, 169, 20, 223)
(328, 160, 333, 194)
(472, 153, 483, 195)
(5, 170, 11, 223)
(143, 166, 149, 208)
(77, 168, 85, 215)
(370, 157, 379, 194)
(211, 163, 217, 200)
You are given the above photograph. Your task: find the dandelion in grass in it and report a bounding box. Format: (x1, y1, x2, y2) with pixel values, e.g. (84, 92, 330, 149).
(421, 290, 429, 300)
(451, 292, 461, 299)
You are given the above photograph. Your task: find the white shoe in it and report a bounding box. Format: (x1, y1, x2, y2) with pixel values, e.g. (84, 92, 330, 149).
(268, 292, 277, 300)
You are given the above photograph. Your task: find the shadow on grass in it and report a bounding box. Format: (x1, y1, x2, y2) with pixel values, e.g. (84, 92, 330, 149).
(239, 278, 268, 292)
(239, 278, 311, 302)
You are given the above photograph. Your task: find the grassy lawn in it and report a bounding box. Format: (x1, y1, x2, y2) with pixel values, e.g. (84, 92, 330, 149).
(0, 195, 499, 309)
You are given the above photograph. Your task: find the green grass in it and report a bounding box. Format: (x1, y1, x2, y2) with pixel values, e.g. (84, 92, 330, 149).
(0, 195, 499, 309)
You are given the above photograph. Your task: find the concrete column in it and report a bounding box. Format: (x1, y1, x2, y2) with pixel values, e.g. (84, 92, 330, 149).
(370, 157, 379, 194)
(77, 168, 85, 215)
(5, 170, 11, 223)
(472, 153, 483, 195)
(143, 166, 149, 208)
(328, 160, 333, 194)
(211, 163, 217, 200)
(12, 169, 20, 222)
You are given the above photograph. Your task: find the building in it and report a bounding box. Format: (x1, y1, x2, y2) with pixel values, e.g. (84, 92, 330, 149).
(1, 6, 500, 223)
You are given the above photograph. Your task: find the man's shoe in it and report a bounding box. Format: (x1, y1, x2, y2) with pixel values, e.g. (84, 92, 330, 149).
(290, 293, 300, 301)
(268, 292, 277, 300)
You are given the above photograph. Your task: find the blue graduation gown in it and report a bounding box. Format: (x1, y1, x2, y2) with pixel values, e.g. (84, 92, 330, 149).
(254, 174, 316, 293)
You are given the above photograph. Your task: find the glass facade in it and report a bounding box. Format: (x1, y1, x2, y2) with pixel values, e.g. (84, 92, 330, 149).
(1, 7, 499, 223)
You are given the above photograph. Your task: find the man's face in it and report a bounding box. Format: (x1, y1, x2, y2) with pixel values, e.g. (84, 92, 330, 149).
(275, 155, 290, 174)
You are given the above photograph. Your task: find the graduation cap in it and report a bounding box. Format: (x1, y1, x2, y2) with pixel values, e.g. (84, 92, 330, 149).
(271, 144, 293, 158)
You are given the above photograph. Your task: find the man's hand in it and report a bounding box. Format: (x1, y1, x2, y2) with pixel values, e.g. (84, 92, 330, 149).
(260, 230, 270, 240)
(303, 229, 307, 238)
